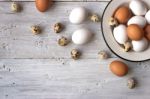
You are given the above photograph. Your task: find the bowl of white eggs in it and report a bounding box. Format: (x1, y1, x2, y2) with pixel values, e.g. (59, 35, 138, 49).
(102, 0, 150, 62)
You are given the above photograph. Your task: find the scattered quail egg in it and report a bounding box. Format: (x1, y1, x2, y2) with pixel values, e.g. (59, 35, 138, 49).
(123, 42, 132, 52)
(72, 28, 93, 45)
(31, 25, 41, 35)
(54, 23, 63, 33)
(113, 24, 128, 44)
(127, 78, 136, 89)
(132, 38, 149, 52)
(90, 14, 100, 22)
(58, 36, 69, 46)
(114, 6, 132, 24)
(145, 10, 150, 24)
(129, 0, 147, 15)
(128, 16, 147, 28)
(71, 49, 81, 60)
(11, 2, 21, 12)
(108, 17, 118, 27)
(98, 51, 108, 59)
(69, 7, 87, 24)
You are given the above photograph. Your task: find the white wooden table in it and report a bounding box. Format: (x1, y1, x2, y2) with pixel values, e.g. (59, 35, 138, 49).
(0, 0, 150, 99)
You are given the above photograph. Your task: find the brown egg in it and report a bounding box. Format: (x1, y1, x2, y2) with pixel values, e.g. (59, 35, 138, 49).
(35, 0, 53, 12)
(114, 6, 132, 24)
(110, 60, 128, 77)
(144, 25, 150, 41)
(127, 24, 144, 41)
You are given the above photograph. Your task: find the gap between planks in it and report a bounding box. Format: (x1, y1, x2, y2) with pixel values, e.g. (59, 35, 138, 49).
(0, 0, 110, 2)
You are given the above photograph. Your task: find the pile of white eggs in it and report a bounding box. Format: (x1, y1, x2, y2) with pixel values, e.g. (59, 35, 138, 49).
(113, 0, 150, 52)
(69, 7, 93, 45)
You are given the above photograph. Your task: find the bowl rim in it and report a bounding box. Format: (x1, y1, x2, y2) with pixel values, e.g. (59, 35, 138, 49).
(101, 0, 150, 62)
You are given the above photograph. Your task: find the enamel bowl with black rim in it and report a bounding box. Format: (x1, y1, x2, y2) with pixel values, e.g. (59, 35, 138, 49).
(101, 0, 150, 62)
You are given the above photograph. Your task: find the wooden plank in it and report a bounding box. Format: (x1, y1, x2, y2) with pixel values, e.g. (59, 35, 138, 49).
(0, 2, 114, 59)
(0, 59, 150, 99)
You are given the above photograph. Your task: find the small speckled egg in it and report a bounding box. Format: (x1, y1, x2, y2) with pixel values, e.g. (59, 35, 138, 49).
(129, 0, 147, 15)
(72, 28, 92, 45)
(113, 24, 128, 44)
(69, 7, 87, 24)
(132, 38, 149, 52)
(145, 10, 150, 24)
(128, 16, 147, 28)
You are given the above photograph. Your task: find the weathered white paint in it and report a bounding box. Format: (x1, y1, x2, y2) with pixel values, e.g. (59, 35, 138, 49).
(0, 1, 150, 99)
(0, 59, 150, 99)
(0, 2, 110, 59)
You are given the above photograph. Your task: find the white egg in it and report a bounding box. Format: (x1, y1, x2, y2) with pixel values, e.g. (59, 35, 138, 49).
(128, 16, 147, 28)
(72, 28, 92, 45)
(113, 25, 128, 44)
(129, 0, 147, 15)
(145, 10, 150, 24)
(132, 38, 149, 52)
(69, 7, 87, 24)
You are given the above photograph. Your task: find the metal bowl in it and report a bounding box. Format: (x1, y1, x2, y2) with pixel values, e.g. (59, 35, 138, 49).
(101, 0, 150, 62)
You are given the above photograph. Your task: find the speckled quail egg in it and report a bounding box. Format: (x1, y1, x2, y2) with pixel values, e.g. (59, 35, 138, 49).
(128, 16, 147, 28)
(129, 0, 147, 15)
(113, 24, 128, 44)
(72, 28, 93, 45)
(132, 38, 149, 52)
(145, 10, 150, 24)
(69, 7, 87, 24)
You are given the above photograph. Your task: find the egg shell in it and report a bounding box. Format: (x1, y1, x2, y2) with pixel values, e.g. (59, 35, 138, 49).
(110, 60, 128, 77)
(72, 28, 92, 45)
(114, 6, 132, 24)
(113, 24, 128, 44)
(145, 10, 150, 24)
(129, 0, 147, 16)
(127, 24, 144, 41)
(132, 38, 149, 52)
(128, 16, 147, 28)
(145, 25, 150, 40)
(35, 0, 53, 12)
(69, 7, 87, 24)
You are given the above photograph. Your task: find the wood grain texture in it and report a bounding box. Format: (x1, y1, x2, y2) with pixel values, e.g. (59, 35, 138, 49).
(0, 1, 150, 99)
(0, 59, 150, 99)
(0, 2, 111, 59)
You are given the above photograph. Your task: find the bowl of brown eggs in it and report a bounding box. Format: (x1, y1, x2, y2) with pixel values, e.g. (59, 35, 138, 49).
(102, 0, 150, 62)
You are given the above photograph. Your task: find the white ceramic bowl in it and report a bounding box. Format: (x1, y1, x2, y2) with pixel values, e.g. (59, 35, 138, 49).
(101, 0, 150, 62)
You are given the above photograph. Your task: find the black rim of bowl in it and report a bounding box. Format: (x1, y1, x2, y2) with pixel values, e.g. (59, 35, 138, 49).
(101, 0, 150, 62)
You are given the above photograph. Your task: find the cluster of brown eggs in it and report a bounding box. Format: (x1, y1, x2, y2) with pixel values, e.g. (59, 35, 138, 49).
(109, 0, 150, 52)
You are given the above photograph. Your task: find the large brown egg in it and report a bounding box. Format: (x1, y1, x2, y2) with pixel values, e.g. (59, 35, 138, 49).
(110, 60, 128, 77)
(35, 0, 53, 12)
(114, 6, 132, 24)
(127, 24, 144, 41)
(144, 25, 150, 41)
